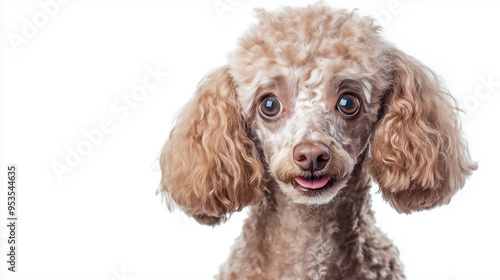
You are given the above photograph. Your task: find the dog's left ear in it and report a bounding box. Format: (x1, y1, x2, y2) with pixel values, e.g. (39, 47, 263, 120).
(366, 48, 477, 213)
(157, 66, 266, 225)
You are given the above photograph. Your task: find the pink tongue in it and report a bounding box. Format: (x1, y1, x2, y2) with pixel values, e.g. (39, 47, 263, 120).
(295, 176, 329, 189)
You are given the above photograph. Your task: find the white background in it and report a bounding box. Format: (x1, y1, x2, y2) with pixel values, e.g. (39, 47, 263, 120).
(1, 1, 499, 279)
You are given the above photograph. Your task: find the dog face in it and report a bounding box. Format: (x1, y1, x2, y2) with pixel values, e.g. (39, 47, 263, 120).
(229, 8, 390, 205)
(242, 75, 382, 205)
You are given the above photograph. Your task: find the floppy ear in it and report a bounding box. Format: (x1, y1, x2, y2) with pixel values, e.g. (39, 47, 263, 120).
(366, 48, 477, 213)
(157, 66, 266, 225)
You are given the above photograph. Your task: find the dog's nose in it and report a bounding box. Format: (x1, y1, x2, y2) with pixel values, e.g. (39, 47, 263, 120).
(293, 142, 330, 172)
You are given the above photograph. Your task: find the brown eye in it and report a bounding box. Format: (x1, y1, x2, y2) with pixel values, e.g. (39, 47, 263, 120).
(259, 95, 283, 119)
(337, 93, 360, 117)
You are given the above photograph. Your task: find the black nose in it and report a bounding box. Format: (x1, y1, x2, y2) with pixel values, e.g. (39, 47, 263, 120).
(293, 142, 330, 172)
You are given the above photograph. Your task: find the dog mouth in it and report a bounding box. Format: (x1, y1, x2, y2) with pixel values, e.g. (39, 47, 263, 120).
(293, 175, 335, 196)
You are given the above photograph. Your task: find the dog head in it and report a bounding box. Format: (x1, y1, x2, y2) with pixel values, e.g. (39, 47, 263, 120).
(158, 5, 476, 224)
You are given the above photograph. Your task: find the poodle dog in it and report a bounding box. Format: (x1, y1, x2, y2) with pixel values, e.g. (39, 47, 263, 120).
(158, 4, 476, 279)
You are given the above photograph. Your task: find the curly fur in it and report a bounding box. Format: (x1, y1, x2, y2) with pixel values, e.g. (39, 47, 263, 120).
(364, 49, 476, 213)
(158, 3, 477, 279)
(158, 66, 267, 225)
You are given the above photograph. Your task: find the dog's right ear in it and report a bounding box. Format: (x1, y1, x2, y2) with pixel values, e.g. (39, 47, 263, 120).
(366, 49, 477, 213)
(157, 66, 266, 226)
